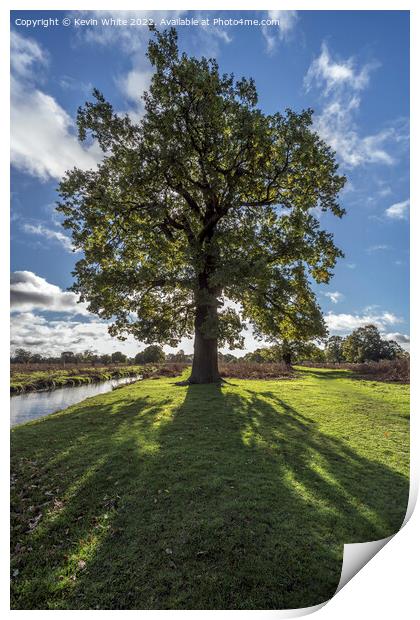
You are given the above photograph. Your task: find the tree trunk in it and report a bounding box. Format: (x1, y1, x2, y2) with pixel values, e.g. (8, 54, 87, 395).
(282, 352, 292, 367)
(188, 290, 221, 384)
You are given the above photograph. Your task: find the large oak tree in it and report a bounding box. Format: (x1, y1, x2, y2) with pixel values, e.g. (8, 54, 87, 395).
(57, 27, 346, 384)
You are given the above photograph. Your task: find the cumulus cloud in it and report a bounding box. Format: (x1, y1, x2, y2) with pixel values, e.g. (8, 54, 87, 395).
(385, 199, 410, 220)
(384, 332, 410, 344)
(119, 68, 152, 103)
(304, 42, 377, 94)
(11, 312, 110, 356)
(324, 291, 344, 304)
(22, 223, 77, 253)
(325, 310, 402, 334)
(314, 97, 397, 167)
(9, 277, 264, 357)
(304, 43, 407, 168)
(11, 32, 102, 181)
(10, 271, 88, 315)
(262, 10, 298, 53)
(75, 10, 158, 53)
(11, 31, 48, 78)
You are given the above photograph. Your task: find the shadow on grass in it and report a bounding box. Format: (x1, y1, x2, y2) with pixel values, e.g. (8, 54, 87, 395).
(11, 383, 409, 610)
(295, 368, 354, 380)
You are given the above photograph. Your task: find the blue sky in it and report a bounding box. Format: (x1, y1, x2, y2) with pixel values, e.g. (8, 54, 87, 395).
(10, 9, 410, 356)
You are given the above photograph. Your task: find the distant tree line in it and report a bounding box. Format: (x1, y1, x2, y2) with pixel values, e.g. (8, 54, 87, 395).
(241, 325, 407, 366)
(10, 325, 407, 367)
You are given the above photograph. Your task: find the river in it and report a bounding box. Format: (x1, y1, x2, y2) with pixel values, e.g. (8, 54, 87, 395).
(10, 375, 142, 427)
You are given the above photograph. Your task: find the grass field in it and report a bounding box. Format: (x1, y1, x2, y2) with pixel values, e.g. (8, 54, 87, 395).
(10, 367, 409, 610)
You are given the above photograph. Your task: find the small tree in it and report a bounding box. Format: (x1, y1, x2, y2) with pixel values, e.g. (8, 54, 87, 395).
(379, 339, 405, 360)
(267, 340, 324, 365)
(342, 325, 383, 363)
(60, 351, 75, 367)
(218, 352, 237, 364)
(13, 348, 32, 364)
(167, 349, 188, 362)
(111, 351, 127, 364)
(135, 345, 165, 364)
(58, 27, 345, 384)
(244, 348, 272, 363)
(29, 353, 43, 363)
(325, 335, 345, 363)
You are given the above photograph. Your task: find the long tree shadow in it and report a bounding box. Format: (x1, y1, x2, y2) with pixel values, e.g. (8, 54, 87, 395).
(11, 382, 409, 610)
(295, 368, 354, 380)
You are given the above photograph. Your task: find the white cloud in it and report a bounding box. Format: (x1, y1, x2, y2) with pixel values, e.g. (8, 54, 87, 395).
(10, 311, 191, 357)
(11, 312, 112, 356)
(11, 33, 102, 181)
(367, 244, 390, 253)
(304, 43, 407, 169)
(9, 281, 265, 357)
(378, 186, 392, 197)
(11, 31, 48, 78)
(304, 42, 377, 95)
(262, 10, 298, 53)
(75, 10, 157, 53)
(119, 67, 152, 103)
(346, 263, 356, 269)
(22, 223, 77, 253)
(385, 199, 409, 220)
(116, 64, 153, 119)
(313, 96, 396, 167)
(325, 310, 402, 334)
(384, 332, 410, 344)
(10, 271, 88, 315)
(324, 291, 344, 304)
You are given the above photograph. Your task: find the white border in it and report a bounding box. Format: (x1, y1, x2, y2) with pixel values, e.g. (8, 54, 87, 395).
(2, 1, 417, 617)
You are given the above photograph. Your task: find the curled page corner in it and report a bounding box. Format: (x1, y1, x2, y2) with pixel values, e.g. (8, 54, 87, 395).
(335, 535, 394, 594)
(271, 601, 327, 618)
(269, 480, 418, 620)
(333, 479, 418, 597)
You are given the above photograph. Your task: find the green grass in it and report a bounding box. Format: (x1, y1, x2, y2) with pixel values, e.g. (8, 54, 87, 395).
(10, 367, 409, 609)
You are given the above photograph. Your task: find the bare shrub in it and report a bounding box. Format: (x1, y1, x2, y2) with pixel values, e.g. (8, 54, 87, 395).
(352, 358, 409, 383)
(219, 361, 293, 380)
(148, 363, 189, 377)
(298, 359, 409, 383)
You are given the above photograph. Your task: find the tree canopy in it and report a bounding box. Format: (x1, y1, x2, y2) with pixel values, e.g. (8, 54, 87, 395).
(57, 27, 346, 383)
(135, 345, 165, 364)
(342, 325, 404, 363)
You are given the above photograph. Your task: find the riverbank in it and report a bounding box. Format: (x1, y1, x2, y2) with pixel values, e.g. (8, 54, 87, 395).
(10, 363, 186, 394)
(11, 368, 409, 609)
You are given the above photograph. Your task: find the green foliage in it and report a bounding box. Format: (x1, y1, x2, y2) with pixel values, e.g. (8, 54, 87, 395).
(342, 325, 404, 363)
(111, 351, 127, 364)
(166, 349, 192, 362)
(13, 348, 32, 364)
(325, 335, 345, 363)
(134, 344, 165, 364)
(244, 341, 324, 364)
(57, 27, 345, 359)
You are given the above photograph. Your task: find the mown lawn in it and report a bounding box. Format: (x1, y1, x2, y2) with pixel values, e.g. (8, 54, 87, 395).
(10, 367, 409, 610)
